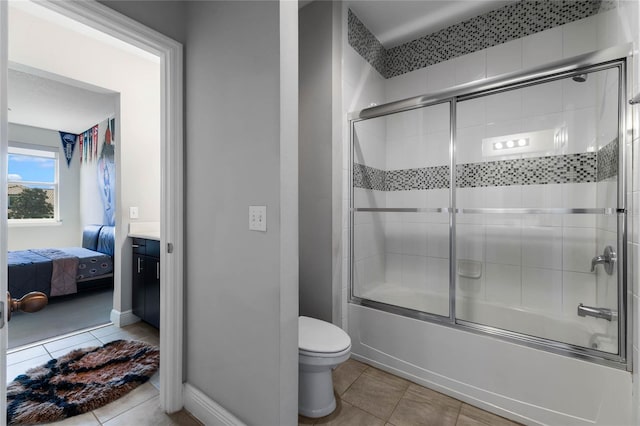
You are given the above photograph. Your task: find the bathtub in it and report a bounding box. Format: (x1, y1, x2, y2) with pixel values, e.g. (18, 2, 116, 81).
(359, 284, 616, 354)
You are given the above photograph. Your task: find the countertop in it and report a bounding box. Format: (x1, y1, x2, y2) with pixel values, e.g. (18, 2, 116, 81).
(128, 222, 160, 241)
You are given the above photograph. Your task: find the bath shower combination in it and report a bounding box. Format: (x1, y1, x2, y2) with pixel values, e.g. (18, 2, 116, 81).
(349, 47, 628, 368)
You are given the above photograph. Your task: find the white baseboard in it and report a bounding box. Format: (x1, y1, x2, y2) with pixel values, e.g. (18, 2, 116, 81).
(110, 309, 140, 327)
(183, 383, 245, 426)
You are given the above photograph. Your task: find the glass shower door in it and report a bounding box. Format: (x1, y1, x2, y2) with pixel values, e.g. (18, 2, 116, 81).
(352, 102, 451, 317)
(454, 66, 622, 354)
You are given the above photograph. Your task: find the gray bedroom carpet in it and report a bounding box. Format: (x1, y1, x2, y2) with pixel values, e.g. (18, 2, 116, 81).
(8, 288, 113, 349)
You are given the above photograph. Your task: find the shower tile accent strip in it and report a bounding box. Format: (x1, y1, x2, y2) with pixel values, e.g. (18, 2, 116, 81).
(348, 0, 604, 79)
(354, 146, 618, 191)
(596, 138, 619, 181)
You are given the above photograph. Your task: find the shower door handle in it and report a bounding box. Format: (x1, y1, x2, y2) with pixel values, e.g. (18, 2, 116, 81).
(591, 246, 616, 275)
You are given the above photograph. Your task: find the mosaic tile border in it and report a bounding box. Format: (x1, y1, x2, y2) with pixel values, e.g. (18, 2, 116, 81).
(349, 0, 604, 79)
(354, 147, 618, 191)
(597, 138, 619, 181)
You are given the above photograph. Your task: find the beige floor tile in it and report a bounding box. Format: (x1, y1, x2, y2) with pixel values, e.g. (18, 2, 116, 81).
(49, 338, 103, 359)
(103, 396, 201, 426)
(315, 400, 385, 426)
(389, 397, 460, 426)
(7, 354, 52, 384)
(342, 372, 407, 420)
(47, 412, 101, 425)
(403, 384, 462, 410)
(43, 332, 98, 353)
(333, 359, 368, 395)
(457, 404, 521, 426)
(93, 382, 159, 423)
(7, 344, 48, 366)
(361, 367, 410, 390)
(299, 414, 317, 425)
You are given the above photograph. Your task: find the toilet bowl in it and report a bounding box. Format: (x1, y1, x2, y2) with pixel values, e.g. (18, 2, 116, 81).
(298, 316, 351, 418)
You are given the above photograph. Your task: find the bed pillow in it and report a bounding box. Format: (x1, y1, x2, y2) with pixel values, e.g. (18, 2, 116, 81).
(82, 225, 103, 251)
(97, 226, 115, 257)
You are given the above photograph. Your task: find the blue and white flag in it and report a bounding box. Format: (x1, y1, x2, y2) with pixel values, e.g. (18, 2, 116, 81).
(59, 132, 77, 167)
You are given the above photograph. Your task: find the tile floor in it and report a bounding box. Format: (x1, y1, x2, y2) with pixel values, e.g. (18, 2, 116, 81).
(7, 322, 202, 426)
(9, 325, 521, 426)
(299, 359, 522, 426)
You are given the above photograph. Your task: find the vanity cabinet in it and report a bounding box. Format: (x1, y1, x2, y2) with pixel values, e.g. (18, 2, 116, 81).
(132, 238, 160, 328)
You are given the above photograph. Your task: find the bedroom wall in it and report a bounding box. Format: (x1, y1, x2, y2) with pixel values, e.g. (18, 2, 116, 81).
(7, 123, 81, 249)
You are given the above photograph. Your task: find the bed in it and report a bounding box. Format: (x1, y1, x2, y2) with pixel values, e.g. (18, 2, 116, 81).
(8, 225, 115, 299)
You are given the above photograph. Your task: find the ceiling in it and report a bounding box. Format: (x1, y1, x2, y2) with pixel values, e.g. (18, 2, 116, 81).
(8, 67, 117, 135)
(348, 0, 517, 48)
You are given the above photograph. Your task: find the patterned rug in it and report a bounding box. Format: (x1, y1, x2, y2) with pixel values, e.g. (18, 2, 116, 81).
(7, 339, 159, 425)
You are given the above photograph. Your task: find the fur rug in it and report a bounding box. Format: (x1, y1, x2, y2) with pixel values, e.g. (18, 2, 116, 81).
(7, 339, 159, 425)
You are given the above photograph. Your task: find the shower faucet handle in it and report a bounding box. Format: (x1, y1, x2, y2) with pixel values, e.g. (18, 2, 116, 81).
(591, 246, 616, 275)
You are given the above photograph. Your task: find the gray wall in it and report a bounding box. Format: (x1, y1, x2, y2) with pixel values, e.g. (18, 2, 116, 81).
(184, 1, 297, 425)
(298, 1, 333, 322)
(99, 1, 298, 424)
(299, 1, 343, 325)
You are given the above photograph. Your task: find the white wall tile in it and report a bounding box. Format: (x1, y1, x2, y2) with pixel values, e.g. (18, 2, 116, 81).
(563, 226, 596, 273)
(457, 97, 486, 129)
(522, 80, 563, 117)
(485, 89, 522, 123)
(423, 102, 451, 135)
(384, 67, 428, 103)
(423, 131, 450, 167)
(485, 263, 522, 306)
(427, 223, 449, 259)
(562, 15, 598, 58)
(426, 257, 450, 295)
(562, 183, 597, 228)
(384, 221, 403, 254)
(562, 74, 597, 111)
(402, 222, 428, 256)
(385, 253, 402, 285)
(563, 107, 597, 154)
(402, 254, 428, 290)
(453, 50, 486, 86)
(486, 39, 522, 78)
(522, 26, 563, 69)
(522, 267, 563, 313)
(456, 125, 485, 164)
(485, 225, 522, 266)
(426, 59, 456, 93)
(522, 226, 563, 270)
(562, 271, 596, 316)
(457, 224, 485, 262)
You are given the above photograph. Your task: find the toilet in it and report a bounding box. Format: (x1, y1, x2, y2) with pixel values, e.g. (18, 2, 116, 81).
(298, 316, 351, 418)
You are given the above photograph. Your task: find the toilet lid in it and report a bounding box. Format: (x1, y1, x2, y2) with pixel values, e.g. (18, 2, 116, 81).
(299, 316, 351, 354)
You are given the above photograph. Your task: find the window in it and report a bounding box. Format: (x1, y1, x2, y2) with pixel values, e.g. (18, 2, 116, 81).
(7, 145, 59, 222)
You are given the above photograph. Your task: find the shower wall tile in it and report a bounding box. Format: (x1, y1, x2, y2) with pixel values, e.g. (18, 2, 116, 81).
(522, 26, 564, 69)
(385, 253, 402, 285)
(564, 108, 597, 155)
(562, 271, 597, 316)
(486, 39, 523, 78)
(561, 183, 597, 228)
(427, 223, 450, 259)
(457, 98, 486, 129)
(425, 60, 457, 93)
(522, 267, 563, 313)
(485, 263, 522, 306)
(522, 226, 563, 270)
(458, 269, 485, 298)
(485, 225, 522, 266)
(455, 126, 485, 164)
(453, 50, 487, 86)
(521, 80, 564, 117)
(426, 257, 450, 293)
(562, 226, 597, 273)
(562, 15, 598, 57)
(384, 67, 428, 103)
(485, 89, 523, 123)
(562, 73, 598, 111)
(402, 222, 428, 256)
(457, 224, 485, 262)
(402, 254, 428, 290)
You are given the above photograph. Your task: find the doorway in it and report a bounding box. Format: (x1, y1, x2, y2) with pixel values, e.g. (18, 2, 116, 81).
(0, 0, 184, 415)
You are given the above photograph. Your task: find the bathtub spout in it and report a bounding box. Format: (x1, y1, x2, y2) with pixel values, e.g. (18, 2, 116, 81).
(577, 303, 618, 321)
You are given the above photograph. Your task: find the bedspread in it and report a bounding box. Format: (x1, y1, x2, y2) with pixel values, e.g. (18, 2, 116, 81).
(29, 249, 79, 296)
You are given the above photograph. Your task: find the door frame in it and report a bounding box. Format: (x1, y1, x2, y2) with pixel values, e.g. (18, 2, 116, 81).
(0, 0, 185, 414)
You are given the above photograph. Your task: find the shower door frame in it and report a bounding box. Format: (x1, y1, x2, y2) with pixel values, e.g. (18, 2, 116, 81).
(348, 44, 632, 370)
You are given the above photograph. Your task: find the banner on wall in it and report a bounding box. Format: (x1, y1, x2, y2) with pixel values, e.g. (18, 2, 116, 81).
(58, 132, 77, 167)
(98, 119, 116, 226)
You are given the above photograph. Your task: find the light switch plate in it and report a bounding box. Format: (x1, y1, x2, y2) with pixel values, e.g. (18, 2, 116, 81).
(129, 206, 139, 219)
(249, 206, 267, 231)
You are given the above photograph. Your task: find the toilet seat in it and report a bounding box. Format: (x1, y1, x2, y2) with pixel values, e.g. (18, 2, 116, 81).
(299, 316, 351, 354)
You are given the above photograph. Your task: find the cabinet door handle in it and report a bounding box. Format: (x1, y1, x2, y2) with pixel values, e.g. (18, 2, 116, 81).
(156, 262, 160, 280)
(137, 257, 143, 274)
(132, 244, 140, 248)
